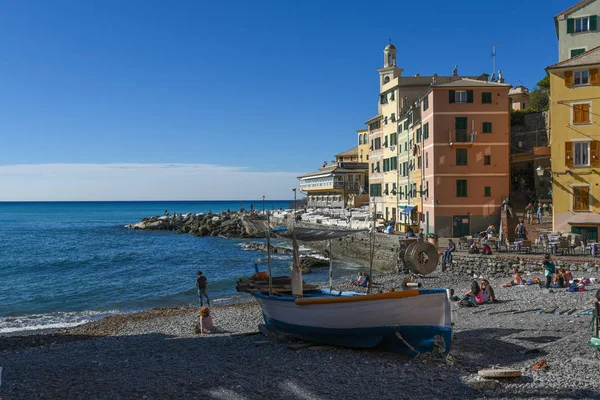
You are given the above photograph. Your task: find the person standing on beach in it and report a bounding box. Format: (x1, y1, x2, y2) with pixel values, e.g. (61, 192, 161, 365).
(196, 271, 210, 307)
(542, 254, 556, 289)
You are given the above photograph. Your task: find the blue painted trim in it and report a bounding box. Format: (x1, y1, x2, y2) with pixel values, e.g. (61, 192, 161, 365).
(263, 316, 452, 355)
(418, 289, 447, 295)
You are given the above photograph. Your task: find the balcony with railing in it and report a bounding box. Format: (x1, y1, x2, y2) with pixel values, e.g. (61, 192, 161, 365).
(448, 129, 477, 146)
(333, 181, 361, 192)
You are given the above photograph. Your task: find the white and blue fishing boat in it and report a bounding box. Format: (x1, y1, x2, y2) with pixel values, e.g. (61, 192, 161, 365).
(242, 224, 452, 355)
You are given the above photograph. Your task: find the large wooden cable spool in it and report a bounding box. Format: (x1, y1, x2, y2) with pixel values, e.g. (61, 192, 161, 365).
(403, 241, 439, 275)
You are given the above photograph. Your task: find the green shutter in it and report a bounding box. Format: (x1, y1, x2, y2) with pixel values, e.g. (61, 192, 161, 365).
(456, 180, 467, 197)
(449, 90, 455, 103)
(455, 117, 468, 130)
(467, 90, 474, 103)
(567, 18, 574, 34)
(591, 15, 598, 31)
(483, 122, 492, 133)
(484, 186, 491, 197)
(424, 123, 429, 139)
(456, 149, 467, 166)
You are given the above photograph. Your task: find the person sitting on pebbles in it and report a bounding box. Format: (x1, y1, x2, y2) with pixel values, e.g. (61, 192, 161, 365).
(480, 279, 496, 302)
(500, 268, 525, 287)
(194, 306, 215, 335)
(468, 242, 479, 254)
(463, 280, 486, 306)
(351, 272, 366, 286)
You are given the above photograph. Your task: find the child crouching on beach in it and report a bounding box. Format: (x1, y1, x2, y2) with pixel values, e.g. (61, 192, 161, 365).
(194, 306, 214, 335)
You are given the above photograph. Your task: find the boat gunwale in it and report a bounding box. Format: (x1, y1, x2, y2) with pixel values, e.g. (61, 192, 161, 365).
(252, 288, 448, 304)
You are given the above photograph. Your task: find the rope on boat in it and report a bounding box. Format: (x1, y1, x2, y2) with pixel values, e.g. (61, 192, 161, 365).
(394, 329, 420, 357)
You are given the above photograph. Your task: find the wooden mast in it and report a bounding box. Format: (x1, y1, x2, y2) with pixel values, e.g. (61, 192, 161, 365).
(291, 211, 303, 297)
(328, 239, 333, 292)
(368, 211, 375, 294)
(267, 212, 272, 296)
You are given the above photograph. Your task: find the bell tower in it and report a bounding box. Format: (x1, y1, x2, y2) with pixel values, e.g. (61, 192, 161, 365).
(378, 42, 403, 90)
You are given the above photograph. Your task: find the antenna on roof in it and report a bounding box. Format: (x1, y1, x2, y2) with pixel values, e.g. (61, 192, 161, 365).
(491, 45, 500, 81)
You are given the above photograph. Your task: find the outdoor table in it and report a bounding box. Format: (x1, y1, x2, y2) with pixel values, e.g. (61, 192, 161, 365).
(547, 242, 559, 255)
(514, 240, 523, 252)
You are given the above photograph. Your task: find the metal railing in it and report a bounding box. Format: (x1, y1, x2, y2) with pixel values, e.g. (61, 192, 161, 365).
(449, 129, 477, 144)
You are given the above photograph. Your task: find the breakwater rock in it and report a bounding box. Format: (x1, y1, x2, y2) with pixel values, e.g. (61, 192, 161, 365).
(241, 241, 329, 274)
(240, 242, 292, 254)
(125, 212, 267, 238)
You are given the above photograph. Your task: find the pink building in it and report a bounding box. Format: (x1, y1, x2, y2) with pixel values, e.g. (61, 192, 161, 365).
(420, 78, 511, 237)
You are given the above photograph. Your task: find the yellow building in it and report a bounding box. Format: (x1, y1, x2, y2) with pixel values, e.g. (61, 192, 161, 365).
(547, 47, 600, 240)
(394, 104, 422, 231)
(357, 128, 369, 163)
(410, 110, 424, 232)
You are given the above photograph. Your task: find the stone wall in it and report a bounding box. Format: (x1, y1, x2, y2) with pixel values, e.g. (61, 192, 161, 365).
(447, 253, 600, 279)
(511, 111, 549, 154)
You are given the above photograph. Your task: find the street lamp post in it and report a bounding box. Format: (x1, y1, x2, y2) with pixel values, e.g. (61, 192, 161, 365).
(292, 188, 297, 214)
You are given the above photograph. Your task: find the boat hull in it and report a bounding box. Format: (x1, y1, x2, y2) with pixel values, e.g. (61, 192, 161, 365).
(252, 289, 452, 355)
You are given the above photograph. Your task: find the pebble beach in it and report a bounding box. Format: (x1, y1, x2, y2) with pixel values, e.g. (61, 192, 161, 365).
(1, 269, 600, 400)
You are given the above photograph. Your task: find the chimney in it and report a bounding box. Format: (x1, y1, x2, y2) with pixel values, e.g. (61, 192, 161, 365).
(414, 73, 420, 77)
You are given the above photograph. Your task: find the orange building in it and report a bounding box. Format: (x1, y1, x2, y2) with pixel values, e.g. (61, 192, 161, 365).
(420, 78, 511, 237)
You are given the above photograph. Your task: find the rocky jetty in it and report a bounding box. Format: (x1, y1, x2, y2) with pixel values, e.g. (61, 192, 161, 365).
(241, 241, 329, 274)
(125, 212, 267, 238)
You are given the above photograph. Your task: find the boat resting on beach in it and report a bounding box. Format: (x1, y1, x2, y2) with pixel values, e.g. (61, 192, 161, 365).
(241, 225, 452, 355)
(253, 288, 451, 354)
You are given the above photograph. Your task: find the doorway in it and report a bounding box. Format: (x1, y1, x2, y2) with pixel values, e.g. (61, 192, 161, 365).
(453, 215, 470, 237)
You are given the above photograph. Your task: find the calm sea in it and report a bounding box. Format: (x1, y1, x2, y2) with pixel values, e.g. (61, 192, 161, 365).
(0, 201, 361, 333)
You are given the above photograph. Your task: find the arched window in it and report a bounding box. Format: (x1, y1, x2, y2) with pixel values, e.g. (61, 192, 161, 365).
(384, 76, 390, 84)
(359, 135, 363, 144)
(363, 133, 367, 143)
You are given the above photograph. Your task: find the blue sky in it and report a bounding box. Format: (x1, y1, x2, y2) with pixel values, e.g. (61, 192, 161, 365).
(0, 0, 572, 199)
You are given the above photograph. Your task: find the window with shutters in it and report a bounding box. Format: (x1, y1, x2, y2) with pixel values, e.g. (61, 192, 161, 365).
(568, 15, 598, 34)
(418, 156, 422, 169)
(482, 92, 492, 104)
(423, 123, 429, 140)
(423, 96, 429, 111)
(574, 70, 589, 85)
(425, 152, 429, 168)
(573, 186, 590, 211)
(456, 180, 467, 197)
(571, 48, 586, 58)
(484, 186, 491, 197)
(456, 149, 468, 166)
(484, 155, 491, 165)
(416, 128, 422, 143)
(574, 142, 590, 166)
(576, 17, 589, 32)
(482, 122, 493, 133)
(572, 103, 591, 124)
(455, 90, 467, 103)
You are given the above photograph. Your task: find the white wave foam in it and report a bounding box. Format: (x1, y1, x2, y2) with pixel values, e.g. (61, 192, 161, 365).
(0, 310, 120, 334)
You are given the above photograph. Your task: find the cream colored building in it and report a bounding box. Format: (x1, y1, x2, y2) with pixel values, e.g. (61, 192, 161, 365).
(357, 128, 369, 163)
(509, 86, 530, 110)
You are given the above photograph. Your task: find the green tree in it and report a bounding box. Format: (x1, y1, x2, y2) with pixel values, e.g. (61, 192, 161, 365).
(529, 89, 549, 111)
(537, 75, 550, 92)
